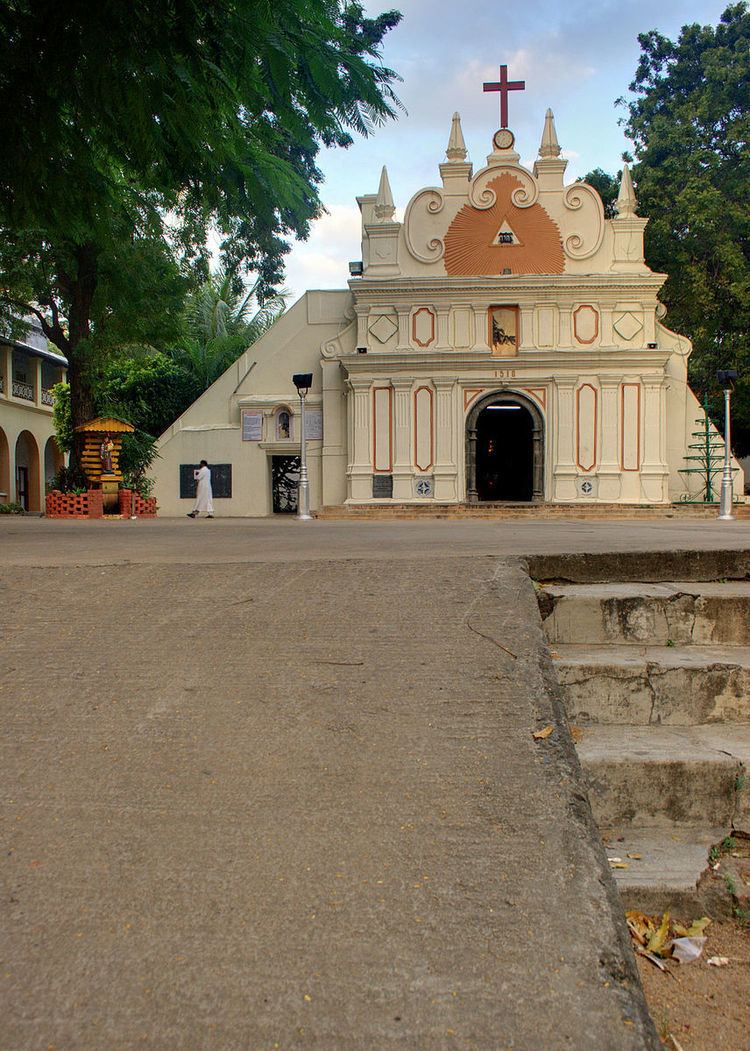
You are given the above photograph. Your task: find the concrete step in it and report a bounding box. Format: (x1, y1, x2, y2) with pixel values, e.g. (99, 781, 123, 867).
(576, 724, 750, 829)
(600, 826, 727, 915)
(541, 581, 750, 646)
(555, 644, 750, 725)
(317, 502, 733, 520)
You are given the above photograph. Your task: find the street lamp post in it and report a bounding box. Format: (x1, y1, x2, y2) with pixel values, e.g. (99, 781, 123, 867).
(293, 372, 313, 521)
(717, 369, 738, 521)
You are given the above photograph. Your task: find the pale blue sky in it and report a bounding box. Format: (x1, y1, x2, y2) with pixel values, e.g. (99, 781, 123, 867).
(283, 0, 729, 300)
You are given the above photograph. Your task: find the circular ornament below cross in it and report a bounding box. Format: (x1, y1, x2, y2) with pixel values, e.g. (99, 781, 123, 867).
(493, 128, 515, 150)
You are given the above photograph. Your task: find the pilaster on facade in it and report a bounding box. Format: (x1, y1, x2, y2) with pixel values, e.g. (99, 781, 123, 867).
(347, 376, 372, 501)
(552, 379, 577, 501)
(598, 379, 622, 502)
(391, 378, 413, 499)
(435, 309, 450, 351)
(640, 378, 669, 503)
(355, 307, 369, 350)
(432, 378, 458, 500)
(396, 309, 411, 352)
(471, 307, 491, 354)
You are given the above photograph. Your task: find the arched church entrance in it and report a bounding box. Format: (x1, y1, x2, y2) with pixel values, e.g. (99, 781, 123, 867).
(466, 391, 544, 503)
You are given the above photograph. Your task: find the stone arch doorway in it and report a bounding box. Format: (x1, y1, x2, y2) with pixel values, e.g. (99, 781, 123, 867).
(466, 391, 544, 503)
(15, 430, 41, 512)
(0, 426, 9, 503)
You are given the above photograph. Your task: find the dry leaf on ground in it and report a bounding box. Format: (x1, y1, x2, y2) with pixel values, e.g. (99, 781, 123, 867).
(532, 725, 554, 740)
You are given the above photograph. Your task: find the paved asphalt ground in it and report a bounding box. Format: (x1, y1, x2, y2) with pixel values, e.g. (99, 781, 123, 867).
(5, 516, 747, 1049)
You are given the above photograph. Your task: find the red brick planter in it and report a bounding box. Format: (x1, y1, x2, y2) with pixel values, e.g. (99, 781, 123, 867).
(45, 489, 103, 519)
(118, 489, 157, 518)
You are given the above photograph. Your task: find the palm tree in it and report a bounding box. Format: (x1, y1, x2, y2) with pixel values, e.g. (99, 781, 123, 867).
(170, 269, 287, 390)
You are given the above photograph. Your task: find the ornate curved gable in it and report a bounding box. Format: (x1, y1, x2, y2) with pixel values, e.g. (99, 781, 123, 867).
(443, 173, 564, 276)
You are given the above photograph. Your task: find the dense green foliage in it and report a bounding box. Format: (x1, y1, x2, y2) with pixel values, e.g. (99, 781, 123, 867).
(0, 0, 402, 466)
(579, 168, 621, 219)
(168, 270, 287, 391)
(606, 3, 750, 453)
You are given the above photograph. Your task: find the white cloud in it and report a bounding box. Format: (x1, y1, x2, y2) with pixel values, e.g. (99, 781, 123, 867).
(284, 204, 362, 302)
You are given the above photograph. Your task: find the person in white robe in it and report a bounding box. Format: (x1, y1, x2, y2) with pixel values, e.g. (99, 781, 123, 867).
(187, 460, 214, 518)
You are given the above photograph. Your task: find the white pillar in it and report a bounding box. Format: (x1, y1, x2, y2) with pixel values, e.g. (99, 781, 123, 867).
(435, 308, 450, 350)
(433, 378, 457, 501)
(598, 380, 621, 502)
(348, 377, 372, 501)
(396, 309, 410, 352)
(640, 377, 669, 503)
(471, 307, 490, 353)
(553, 379, 577, 501)
(34, 357, 43, 407)
(321, 359, 346, 507)
(392, 379, 413, 499)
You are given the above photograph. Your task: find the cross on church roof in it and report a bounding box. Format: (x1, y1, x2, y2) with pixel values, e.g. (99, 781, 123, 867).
(483, 65, 525, 129)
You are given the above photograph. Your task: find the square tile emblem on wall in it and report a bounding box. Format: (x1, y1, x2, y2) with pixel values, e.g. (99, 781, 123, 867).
(414, 477, 434, 498)
(576, 476, 598, 499)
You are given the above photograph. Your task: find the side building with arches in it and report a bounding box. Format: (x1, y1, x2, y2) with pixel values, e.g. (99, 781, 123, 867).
(153, 109, 743, 515)
(0, 318, 67, 512)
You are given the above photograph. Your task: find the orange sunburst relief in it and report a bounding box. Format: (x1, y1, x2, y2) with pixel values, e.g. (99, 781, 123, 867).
(443, 174, 565, 277)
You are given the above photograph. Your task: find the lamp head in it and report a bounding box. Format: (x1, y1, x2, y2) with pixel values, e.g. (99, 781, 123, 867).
(717, 369, 738, 390)
(292, 372, 313, 396)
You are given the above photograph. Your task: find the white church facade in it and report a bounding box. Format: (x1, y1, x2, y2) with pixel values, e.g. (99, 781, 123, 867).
(153, 99, 741, 516)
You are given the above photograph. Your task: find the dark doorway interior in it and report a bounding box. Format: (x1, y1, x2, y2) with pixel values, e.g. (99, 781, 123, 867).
(271, 456, 300, 513)
(476, 403, 534, 501)
(16, 466, 29, 510)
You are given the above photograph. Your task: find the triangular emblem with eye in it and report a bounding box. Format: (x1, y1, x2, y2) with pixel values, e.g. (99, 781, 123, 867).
(493, 219, 523, 246)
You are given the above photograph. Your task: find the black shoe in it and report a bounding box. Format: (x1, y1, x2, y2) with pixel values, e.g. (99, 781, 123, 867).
(207, 515, 214, 519)
(187, 512, 197, 518)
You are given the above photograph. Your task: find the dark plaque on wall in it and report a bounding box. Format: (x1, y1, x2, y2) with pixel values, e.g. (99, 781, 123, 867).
(372, 474, 393, 498)
(179, 463, 233, 499)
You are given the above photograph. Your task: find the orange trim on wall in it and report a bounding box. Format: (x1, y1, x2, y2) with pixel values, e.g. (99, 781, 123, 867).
(412, 308, 436, 348)
(464, 388, 484, 411)
(620, 383, 641, 471)
(573, 304, 599, 345)
(372, 385, 393, 473)
(576, 383, 598, 473)
(521, 387, 546, 410)
(413, 386, 434, 472)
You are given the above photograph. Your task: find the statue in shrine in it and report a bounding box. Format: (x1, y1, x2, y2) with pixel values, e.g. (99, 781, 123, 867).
(100, 434, 115, 473)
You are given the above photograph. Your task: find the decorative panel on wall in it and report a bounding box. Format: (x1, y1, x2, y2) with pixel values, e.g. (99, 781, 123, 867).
(621, 383, 641, 471)
(576, 384, 598, 473)
(412, 308, 436, 348)
(573, 305, 599, 345)
(372, 386, 393, 472)
(413, 386, 434, 472)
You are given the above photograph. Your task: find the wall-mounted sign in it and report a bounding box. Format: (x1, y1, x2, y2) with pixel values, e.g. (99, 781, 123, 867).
(305, 410, 323, 440)
(242, 411, 263, 441)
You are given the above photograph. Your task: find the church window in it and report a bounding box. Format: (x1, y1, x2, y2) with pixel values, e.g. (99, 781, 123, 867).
(488, 306, 519, 357)
(275, 408, 292, 441)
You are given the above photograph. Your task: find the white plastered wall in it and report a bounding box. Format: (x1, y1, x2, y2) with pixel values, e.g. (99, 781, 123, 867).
(153, 291, 353, 516)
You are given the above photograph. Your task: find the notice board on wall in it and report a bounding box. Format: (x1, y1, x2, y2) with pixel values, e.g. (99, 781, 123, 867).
(179, 464, 233, 499)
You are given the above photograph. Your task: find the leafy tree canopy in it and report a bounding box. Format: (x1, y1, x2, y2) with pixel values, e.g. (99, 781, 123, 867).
(0, 0, 402, 462)
(168, 269, 287, 392)
(622, 2, 750, 452)
(578, 168, 621, 219)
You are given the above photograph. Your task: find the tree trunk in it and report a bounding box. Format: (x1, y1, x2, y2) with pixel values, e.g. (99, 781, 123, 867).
(65, 244, 99, 476)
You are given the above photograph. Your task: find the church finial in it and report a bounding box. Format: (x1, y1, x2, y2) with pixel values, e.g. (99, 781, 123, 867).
(446, 112, 467, 162)
(615, 163, 638, 218)
(374, 165, 395, 221)
(538, 108, 561, 158)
